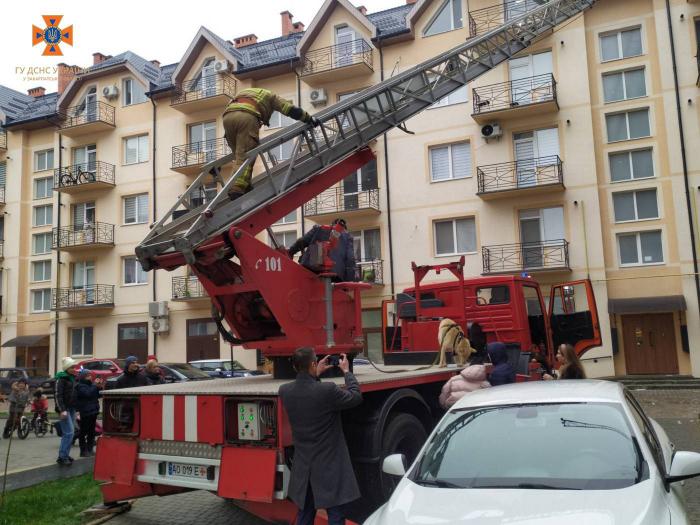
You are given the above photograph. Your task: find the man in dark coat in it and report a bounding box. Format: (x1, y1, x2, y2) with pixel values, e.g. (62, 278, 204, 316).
(75, 370, 102, 457)
(115, 356, 149, 389)
(487, 342, 516, 386)
(288, 218, 356, 282)
(279, 347, 362, 525)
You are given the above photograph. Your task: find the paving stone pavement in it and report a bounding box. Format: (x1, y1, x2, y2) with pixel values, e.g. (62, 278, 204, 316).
(0, 418, 75, 473)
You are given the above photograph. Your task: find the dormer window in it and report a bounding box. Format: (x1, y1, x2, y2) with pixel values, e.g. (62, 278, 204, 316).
(423, 0, 463, 37)
(123, 78, 147, 106)
(74, 87, 97, 121)
(190, 58, 216, 93)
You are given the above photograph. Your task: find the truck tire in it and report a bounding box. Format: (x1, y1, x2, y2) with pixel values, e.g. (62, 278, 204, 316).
(356, 412, 427, 510)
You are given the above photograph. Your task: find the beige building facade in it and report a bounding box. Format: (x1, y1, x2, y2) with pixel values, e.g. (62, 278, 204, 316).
(1, 0, 699, 377)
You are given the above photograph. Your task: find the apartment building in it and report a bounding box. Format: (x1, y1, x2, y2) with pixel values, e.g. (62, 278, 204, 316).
(0, 0, 699, 377)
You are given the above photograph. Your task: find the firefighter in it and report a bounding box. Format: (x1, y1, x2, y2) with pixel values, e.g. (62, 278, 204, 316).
(222, 88, 321, 200)
(288, 218, 356, 282)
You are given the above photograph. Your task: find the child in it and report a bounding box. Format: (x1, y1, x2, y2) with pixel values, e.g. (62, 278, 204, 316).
(3, 379, 30, 438)
(31, 388, 49, 428)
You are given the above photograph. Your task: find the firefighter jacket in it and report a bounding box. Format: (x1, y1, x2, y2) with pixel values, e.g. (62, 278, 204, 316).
(223, 88, 311, 127)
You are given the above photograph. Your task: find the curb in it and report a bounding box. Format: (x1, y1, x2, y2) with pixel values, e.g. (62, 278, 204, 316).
(0, 456, 94, 491)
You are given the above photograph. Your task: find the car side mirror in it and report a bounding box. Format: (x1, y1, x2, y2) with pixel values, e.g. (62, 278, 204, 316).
(382, 454, 407, 477)
(109, 367, 117, 373)
(215, 368, 222, 374)
(668, 451, 700, 483)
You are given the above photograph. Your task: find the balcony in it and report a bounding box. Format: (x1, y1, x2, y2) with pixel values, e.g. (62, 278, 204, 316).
(172, 137, 231, 175)
(172, 276, 209, 301)
(52, 284, 114, 311)
(482, 240, 570, 275)
(54, 161, 115, 194)
(52, 222, 115, 252)
(171, 74, 236, 114)
(0, 129, 6, 150)
(355, 260, 383, 285)
(468, 0, 547, 38)
(304, 188, 379, 221)
(56, 101, 115, 137)
(300, 39, 373, 86)
(0, 186, 4, 205)
(472, 74, 558, 124)
(477, 155, 564, 199)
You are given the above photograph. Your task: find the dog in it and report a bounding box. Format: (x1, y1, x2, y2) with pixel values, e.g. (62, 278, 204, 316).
(438, 318, 475, 368)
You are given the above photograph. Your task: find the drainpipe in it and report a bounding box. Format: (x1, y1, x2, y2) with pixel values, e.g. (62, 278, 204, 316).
(376, 30, 396, 297)
(54, 134, 62, 376)
(666, 0, 700, 324)
(149, 94, 158, 357)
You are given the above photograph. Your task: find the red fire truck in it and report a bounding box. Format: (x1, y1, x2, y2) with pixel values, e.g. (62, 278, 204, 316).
(96, 1, 599, 522)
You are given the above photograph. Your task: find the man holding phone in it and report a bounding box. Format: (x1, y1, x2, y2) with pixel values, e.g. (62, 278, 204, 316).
(279, 348, 362, 525)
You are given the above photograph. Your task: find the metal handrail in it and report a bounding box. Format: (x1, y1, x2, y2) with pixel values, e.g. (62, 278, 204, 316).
(54, 161, 115, 189)
(473, 73, 556, 114)
(52, 221, 114, 249)
(482, 240, 570, 274)
(355, 259, 383, 285)
(52, 284, 114, 310)
(172, 276, 209, 300)
(301, 39, 373, 77)
(172, 137, 232, 170)
(0, 129, 6, 150)
(469, 0, 553, 37)
(0, 186, 4, 205)
(57, 100, 115, 129)
(304, 187, 379, 216)
(171, 74, 236, 106)
(477, 155, 562, 194)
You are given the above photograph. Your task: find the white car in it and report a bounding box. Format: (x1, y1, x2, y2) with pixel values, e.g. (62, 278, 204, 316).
(365, 380, 700, 525)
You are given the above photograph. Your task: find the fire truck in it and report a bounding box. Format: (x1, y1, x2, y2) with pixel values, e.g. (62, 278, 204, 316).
(96, 1, 600, 523)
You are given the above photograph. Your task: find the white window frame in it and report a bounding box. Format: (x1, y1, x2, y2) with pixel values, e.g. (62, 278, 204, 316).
(609, 148, 655, 183)
(266, 106, 296, 130)
(122, 77, 147, 107)
(423, 0, 463, 37)
(274, 209, 298, 225)
(32, 289, 51, 313)
(123, 256, 148, 286)
(33, 232, 52, 255)
(429, 142, 472, 182)
(433, 217, 477, 257)
(33, 204, 53, 227)
(600, 26, 644, 63)
(606, 108, 651, 143)
(350, 228, 382, 262)
(617, 230, 664, 267)
(123, 193, 149, 225)
(613, 189, 659, 223)
(35, 149, 54, 172)
(428, 84, 468, 109)
(269, 230, 296, 250)
(71, 327, 94, 357)
(34, 177, 53, 199)
(123, 134, 149, 165)
(31, 260, 52, 283)
(602, 68, 647, 104)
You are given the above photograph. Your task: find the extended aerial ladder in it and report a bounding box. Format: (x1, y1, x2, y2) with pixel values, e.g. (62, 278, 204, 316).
(135, 0, 596, 375)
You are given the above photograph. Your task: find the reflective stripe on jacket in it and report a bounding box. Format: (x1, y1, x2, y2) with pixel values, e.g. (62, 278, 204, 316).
(224, 88, 309, 127)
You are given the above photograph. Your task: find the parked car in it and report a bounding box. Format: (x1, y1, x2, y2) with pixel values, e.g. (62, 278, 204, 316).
(189, 359, 265, 378)
(105, 363, 212, 389)
(0, 368, 55, 395)
(365, 380, 700, 525)
(77, 358, 127, 382)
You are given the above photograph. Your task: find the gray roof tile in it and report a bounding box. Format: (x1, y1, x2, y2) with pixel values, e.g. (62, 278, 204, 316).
(367, 4, 412, 34)
(0, 86, 33, 122)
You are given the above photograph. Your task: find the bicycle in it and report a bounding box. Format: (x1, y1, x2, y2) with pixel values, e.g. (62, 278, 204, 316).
(59, 165, 96, 188)
(4, 410, 30, 440)
(31, 413, 51, 437)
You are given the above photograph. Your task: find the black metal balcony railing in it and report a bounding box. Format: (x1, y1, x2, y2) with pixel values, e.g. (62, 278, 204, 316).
(172, 276, 208, 300)
(54, 161, 115, 190)
(473, 73, 556, 115)
(172, 137, 232, 170)
(304, 188, 379, 216)
(171, 74, 236, 106)
(0, 186, 4, 205)
(52, 222, 114, 249)
(477, 155, 562, 194)
(355, 260, 383, 285)
(483, 240, 570, 274)
(0, 129, 6, 150)
(469, 0, 547, 38)
(301, 39, 373, 77)
(57, 101, 115, 130)
(52, 284, 114, 310)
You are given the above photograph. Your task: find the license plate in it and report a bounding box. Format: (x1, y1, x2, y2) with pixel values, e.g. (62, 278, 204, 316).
(167, 462, 207, 478)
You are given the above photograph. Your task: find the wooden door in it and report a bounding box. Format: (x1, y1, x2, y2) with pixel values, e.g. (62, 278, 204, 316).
(186, 319, 220, 363)
(622, 313, 678, 375)
(26, 346, 49, 371)
(117, 323, 148, 363)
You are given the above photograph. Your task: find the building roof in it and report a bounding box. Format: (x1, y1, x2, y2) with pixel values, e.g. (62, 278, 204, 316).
(0, 85, 34, 123)
(367, 3, 414, 34)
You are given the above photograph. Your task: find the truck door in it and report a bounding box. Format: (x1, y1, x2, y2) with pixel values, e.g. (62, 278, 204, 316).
(548, 280, 601, 355)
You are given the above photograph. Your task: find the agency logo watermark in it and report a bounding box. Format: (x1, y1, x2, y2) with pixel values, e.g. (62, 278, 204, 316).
(32, 15, 73, 56)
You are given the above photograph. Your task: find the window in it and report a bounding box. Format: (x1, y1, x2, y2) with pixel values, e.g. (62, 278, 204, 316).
(603, 69, 646, 103)
(71, 327, 94, 356)
(613, 189, 658, 222)
(73, 144, 96, 172)
(274, 209, 297, 224)
(123, 78, 147, 106)
(33, 204, 53, 227)
(124, 134, 149, 164)
(188, 321, 217, 336)
(430, 142, 471, 182)
(342, 158, 378, 209)
(35, 150, 54, 172)
(266, 108, 295, 129)
(0, 161, 6, 187)
(434, 217, 476, 256)
(610, 149, 654, 182)
(190, 183, 217, 208)
(424, 0, 463, 37)
(188, 121, 217, 160)
(430, 85, 468, 108)
(350, 228, 382, 261)
(618, 230, 663, 266)
(270, 231, 296, 249)
(32, 289, 51, 312)
(606, 109, 650, 142)
(33, 233, 52, 255)
(123, 193, 149, 224)
(123, 256, 148, 285)
(32, 260, 51, 282)
(476, 286, 511, 306)
(118, 324, 147, 340)
(267, 140, 295, 163)
(600, 27, 643, 62)
(513, 128, 560, 187)
(34, 177, 53, 199)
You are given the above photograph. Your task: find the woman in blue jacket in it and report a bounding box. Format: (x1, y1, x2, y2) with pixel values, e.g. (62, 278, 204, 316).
(75, 370, 102, 457)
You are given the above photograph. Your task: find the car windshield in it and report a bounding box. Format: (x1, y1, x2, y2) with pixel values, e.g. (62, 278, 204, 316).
(225, 361, 246, 371)
(165, 364, 212, 379)
(25, 369, 49, 377)
(114, 359, 127, 370)
(413, 403, 642, 491)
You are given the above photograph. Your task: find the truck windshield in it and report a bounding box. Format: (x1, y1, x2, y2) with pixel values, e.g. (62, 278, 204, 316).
(413, 403, 641, 491)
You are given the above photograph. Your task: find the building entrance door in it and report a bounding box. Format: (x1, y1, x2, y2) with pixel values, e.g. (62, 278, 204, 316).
(622, 313, 678, 375)
(186, 319, 220, 362)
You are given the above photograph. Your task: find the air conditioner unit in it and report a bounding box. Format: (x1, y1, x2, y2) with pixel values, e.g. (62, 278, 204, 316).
(214, 60, 232, 73)
(102, 85, 119, 99)
(481, 122, 502, 140)
(309, 88, 327, 106)
(148, 301, 169, 317)
(151, 318, 170, 333)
